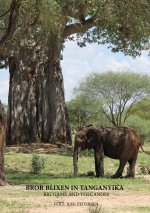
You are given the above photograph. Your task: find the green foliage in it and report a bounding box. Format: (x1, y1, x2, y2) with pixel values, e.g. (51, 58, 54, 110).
(67, 96, 110, 131)
(67, 96, 88, 130)
(131, 97, 150, 121)
(4, 150, 150, 184)
(74, 1, 150, 56)
(74, 71, 150, 127)
(1, 103, 7, 113)
(0, 0, 150, 58)
(15, 0, 61, 42)
(125, 115, 150, 141)
(31, 153, 45, 174)
(125, 97, 150, 141)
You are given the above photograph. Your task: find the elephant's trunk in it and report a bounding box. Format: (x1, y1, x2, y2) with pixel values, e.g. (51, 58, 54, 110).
(73, 147, 79, 176)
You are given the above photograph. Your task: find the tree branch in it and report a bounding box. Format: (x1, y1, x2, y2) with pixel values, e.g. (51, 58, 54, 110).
(62, 1, 88, 23)
(100, 106, 117, 127)
(0, 47, 14, 58)
(0, 59, 8, 69)
(0, 0, 21, 45)
(117, 96, 130, 126)
(63, 15, 97, 38)
(0, 8, 11, 19)
(108, 104, 117, 126)
(123, 94, 144, 123)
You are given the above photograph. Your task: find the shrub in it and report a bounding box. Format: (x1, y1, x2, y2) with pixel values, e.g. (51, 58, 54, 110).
(125, 115, 150, 142)
(31, 153, 45, 174)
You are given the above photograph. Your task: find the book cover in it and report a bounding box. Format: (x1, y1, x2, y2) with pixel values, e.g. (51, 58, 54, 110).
(0, 1, 150, 213)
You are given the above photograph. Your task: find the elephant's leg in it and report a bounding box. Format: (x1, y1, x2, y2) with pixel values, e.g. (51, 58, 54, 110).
(73, 147, 80, 176)
(112, 160, 127, 178)
(127, 158, 137, 178)
(94, 148, 104, 178)
(94, 151, 99, 177)
(99, 155, 104, 177)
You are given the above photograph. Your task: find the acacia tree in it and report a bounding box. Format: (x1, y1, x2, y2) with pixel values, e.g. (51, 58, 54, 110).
(74, 72, 150, 127)
(0, 0, 150, 144)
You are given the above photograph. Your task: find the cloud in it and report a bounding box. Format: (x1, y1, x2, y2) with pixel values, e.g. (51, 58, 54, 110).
(62, 42, 150, 101)
(0, 80, 9, 103)
(128, 55, 150, 73)
(0, 69, 9, 103)
(0, 42, 149, 103)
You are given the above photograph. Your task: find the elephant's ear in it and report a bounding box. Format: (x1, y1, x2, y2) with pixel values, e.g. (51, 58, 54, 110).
(86, 127, 101, 149)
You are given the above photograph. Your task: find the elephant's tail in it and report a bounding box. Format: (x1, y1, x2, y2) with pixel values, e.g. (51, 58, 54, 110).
(140, 144, 150, 156)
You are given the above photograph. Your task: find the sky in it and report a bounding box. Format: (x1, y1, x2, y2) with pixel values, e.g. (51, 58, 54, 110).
(0, 41, 150, 103)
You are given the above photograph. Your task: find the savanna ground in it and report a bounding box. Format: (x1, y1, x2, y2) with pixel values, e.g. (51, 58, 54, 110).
(0, 143, 150, 213)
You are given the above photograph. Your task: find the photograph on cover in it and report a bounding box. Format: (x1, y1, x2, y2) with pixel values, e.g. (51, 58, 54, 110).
(0, 1, 150, 212)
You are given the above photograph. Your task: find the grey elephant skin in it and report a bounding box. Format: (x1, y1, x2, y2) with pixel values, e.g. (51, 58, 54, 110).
(73, 126, 142, 178)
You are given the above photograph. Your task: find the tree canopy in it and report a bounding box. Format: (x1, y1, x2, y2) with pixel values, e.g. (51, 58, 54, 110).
(67, 95, 109, 131)
(130, 97, 150, 121)
(74, 71, 150, 127)
(0, 0, 150, 65)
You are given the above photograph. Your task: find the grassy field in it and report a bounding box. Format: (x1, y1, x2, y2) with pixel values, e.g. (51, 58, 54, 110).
(4, 143, 150, 184)
(1, 143, 150, 213)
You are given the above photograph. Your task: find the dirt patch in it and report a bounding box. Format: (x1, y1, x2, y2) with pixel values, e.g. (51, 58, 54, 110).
(5, 143, 72, 154)
(1, 180, 150, 213)
(50, 193, 149, 213)
(7, 191, 150, 213)
(21, 192, 150, 213)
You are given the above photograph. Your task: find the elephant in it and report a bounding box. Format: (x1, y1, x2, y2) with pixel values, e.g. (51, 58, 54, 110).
(73, 125, 142, 178)
(0, 101, 6, 186)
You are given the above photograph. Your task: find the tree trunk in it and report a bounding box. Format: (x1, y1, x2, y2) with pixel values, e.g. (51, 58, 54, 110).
(6, 41, 71, 145)
(0, 101, 6, 186)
